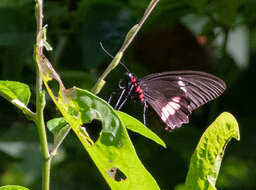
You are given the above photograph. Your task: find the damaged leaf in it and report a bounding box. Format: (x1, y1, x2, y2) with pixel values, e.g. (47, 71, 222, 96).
(185, 112, 240, 190)
(35, 39, 161, 189)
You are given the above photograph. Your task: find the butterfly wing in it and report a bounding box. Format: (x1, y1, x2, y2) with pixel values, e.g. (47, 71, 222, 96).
(138, 71, 226, 130)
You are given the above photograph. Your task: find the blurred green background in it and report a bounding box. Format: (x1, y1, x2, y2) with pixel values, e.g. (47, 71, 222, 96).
(0, 0, 255, 189)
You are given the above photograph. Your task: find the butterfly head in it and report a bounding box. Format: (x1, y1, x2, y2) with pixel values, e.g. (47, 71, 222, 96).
(122, 72, 136, 86)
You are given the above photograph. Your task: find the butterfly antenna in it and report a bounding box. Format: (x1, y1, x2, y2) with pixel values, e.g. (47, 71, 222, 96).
(99, 42, 130, 73)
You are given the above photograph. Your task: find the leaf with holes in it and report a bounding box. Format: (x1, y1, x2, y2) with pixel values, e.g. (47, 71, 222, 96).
(62, 88, 160, 189)
(36, 56, 161, 189)
(185, 112, 240, 190)
(117, 111, 166, 148)
(0, 185, 30, 190)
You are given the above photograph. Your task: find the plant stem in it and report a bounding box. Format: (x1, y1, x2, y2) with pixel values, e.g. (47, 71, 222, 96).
(120, 0, 159, 53)
(91, 0, 160, 94)
(91, 52, 123, 94)
(35, 77, 50, 190)
(35, 0, 51, 189)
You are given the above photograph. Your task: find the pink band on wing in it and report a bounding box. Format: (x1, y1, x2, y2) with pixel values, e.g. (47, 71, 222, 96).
(172, 96, 181, 103)
(168, 101, 180, 110)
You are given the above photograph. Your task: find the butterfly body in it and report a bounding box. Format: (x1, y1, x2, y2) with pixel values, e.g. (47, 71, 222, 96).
(111, 71, 226, 131)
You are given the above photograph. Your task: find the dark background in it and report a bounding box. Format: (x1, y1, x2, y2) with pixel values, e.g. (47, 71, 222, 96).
(0, 0, 255, 189)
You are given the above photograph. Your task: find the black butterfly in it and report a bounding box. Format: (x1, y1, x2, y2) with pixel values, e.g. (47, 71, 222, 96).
(109, 71, 226, 131)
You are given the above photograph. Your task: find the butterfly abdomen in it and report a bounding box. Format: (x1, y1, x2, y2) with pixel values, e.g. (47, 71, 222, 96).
(128, 73, 147, 105)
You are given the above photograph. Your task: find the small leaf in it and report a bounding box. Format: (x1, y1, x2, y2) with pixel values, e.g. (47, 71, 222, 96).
(185, 112, 240, 190)
(0, 185, 30, 190)
(122, 24, 138, 46)
(47, 117, 71, 155)
(0, 81, 31, 105)
(117, 111, 166, 148)
(42, 25, 53, 51)
(47, 117, 67, 135)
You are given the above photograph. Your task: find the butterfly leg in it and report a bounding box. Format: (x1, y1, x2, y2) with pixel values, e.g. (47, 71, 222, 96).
(117, 85, 134, 110)
(117, 97, 127, 110)
(143, 101, 147, 126)
(108, 91, 121, 104)
(114, 88, 126, 109)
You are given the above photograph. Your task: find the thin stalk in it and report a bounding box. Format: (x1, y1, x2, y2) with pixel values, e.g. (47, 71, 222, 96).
(35, 0, 51, 189)
(120, 0, 159, 53)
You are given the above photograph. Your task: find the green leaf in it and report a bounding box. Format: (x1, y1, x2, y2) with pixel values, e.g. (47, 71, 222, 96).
(37, 42, 160, 189)
(185, 112, 240, 190)
(47, 117, 67, 135)
(117, 111, 166, 148)
(0, 185, 30, 190)
(122, 24, 138, 45)
(0, 81, 35, 120)
(0, 81, 31, 105)
(58, 88, 161, 189)
(47, 117, 71, 154)
(42, 26, 53, 51)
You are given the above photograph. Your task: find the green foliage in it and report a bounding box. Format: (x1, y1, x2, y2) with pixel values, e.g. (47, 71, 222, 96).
(185, 112, 240, 190)
(0, 185, 30, 190)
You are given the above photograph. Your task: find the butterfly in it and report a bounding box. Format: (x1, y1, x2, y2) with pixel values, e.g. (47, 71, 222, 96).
(109, 70, 226, 131)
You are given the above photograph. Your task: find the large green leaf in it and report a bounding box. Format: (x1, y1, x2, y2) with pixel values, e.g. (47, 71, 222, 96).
(0, 185, 30, 190)
(117, 111, 166, 148)
(58, 87, 160, 189)
(185, 112, 240, 190)
(36, 56, 161, 189)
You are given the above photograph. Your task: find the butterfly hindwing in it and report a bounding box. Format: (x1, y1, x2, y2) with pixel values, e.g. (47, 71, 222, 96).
(138, 71, 226, 130)
(147, 94, 191, 130)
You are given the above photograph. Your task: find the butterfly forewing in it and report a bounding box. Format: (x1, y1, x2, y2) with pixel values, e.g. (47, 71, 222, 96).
(138, 71, 226, 130)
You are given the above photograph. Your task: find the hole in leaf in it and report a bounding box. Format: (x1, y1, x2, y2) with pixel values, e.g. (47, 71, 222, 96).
(68, 105, 79, 118)
(83, 120, 102, 142)
(107, 167, 127, 182)
(48, 79, 60, 97)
